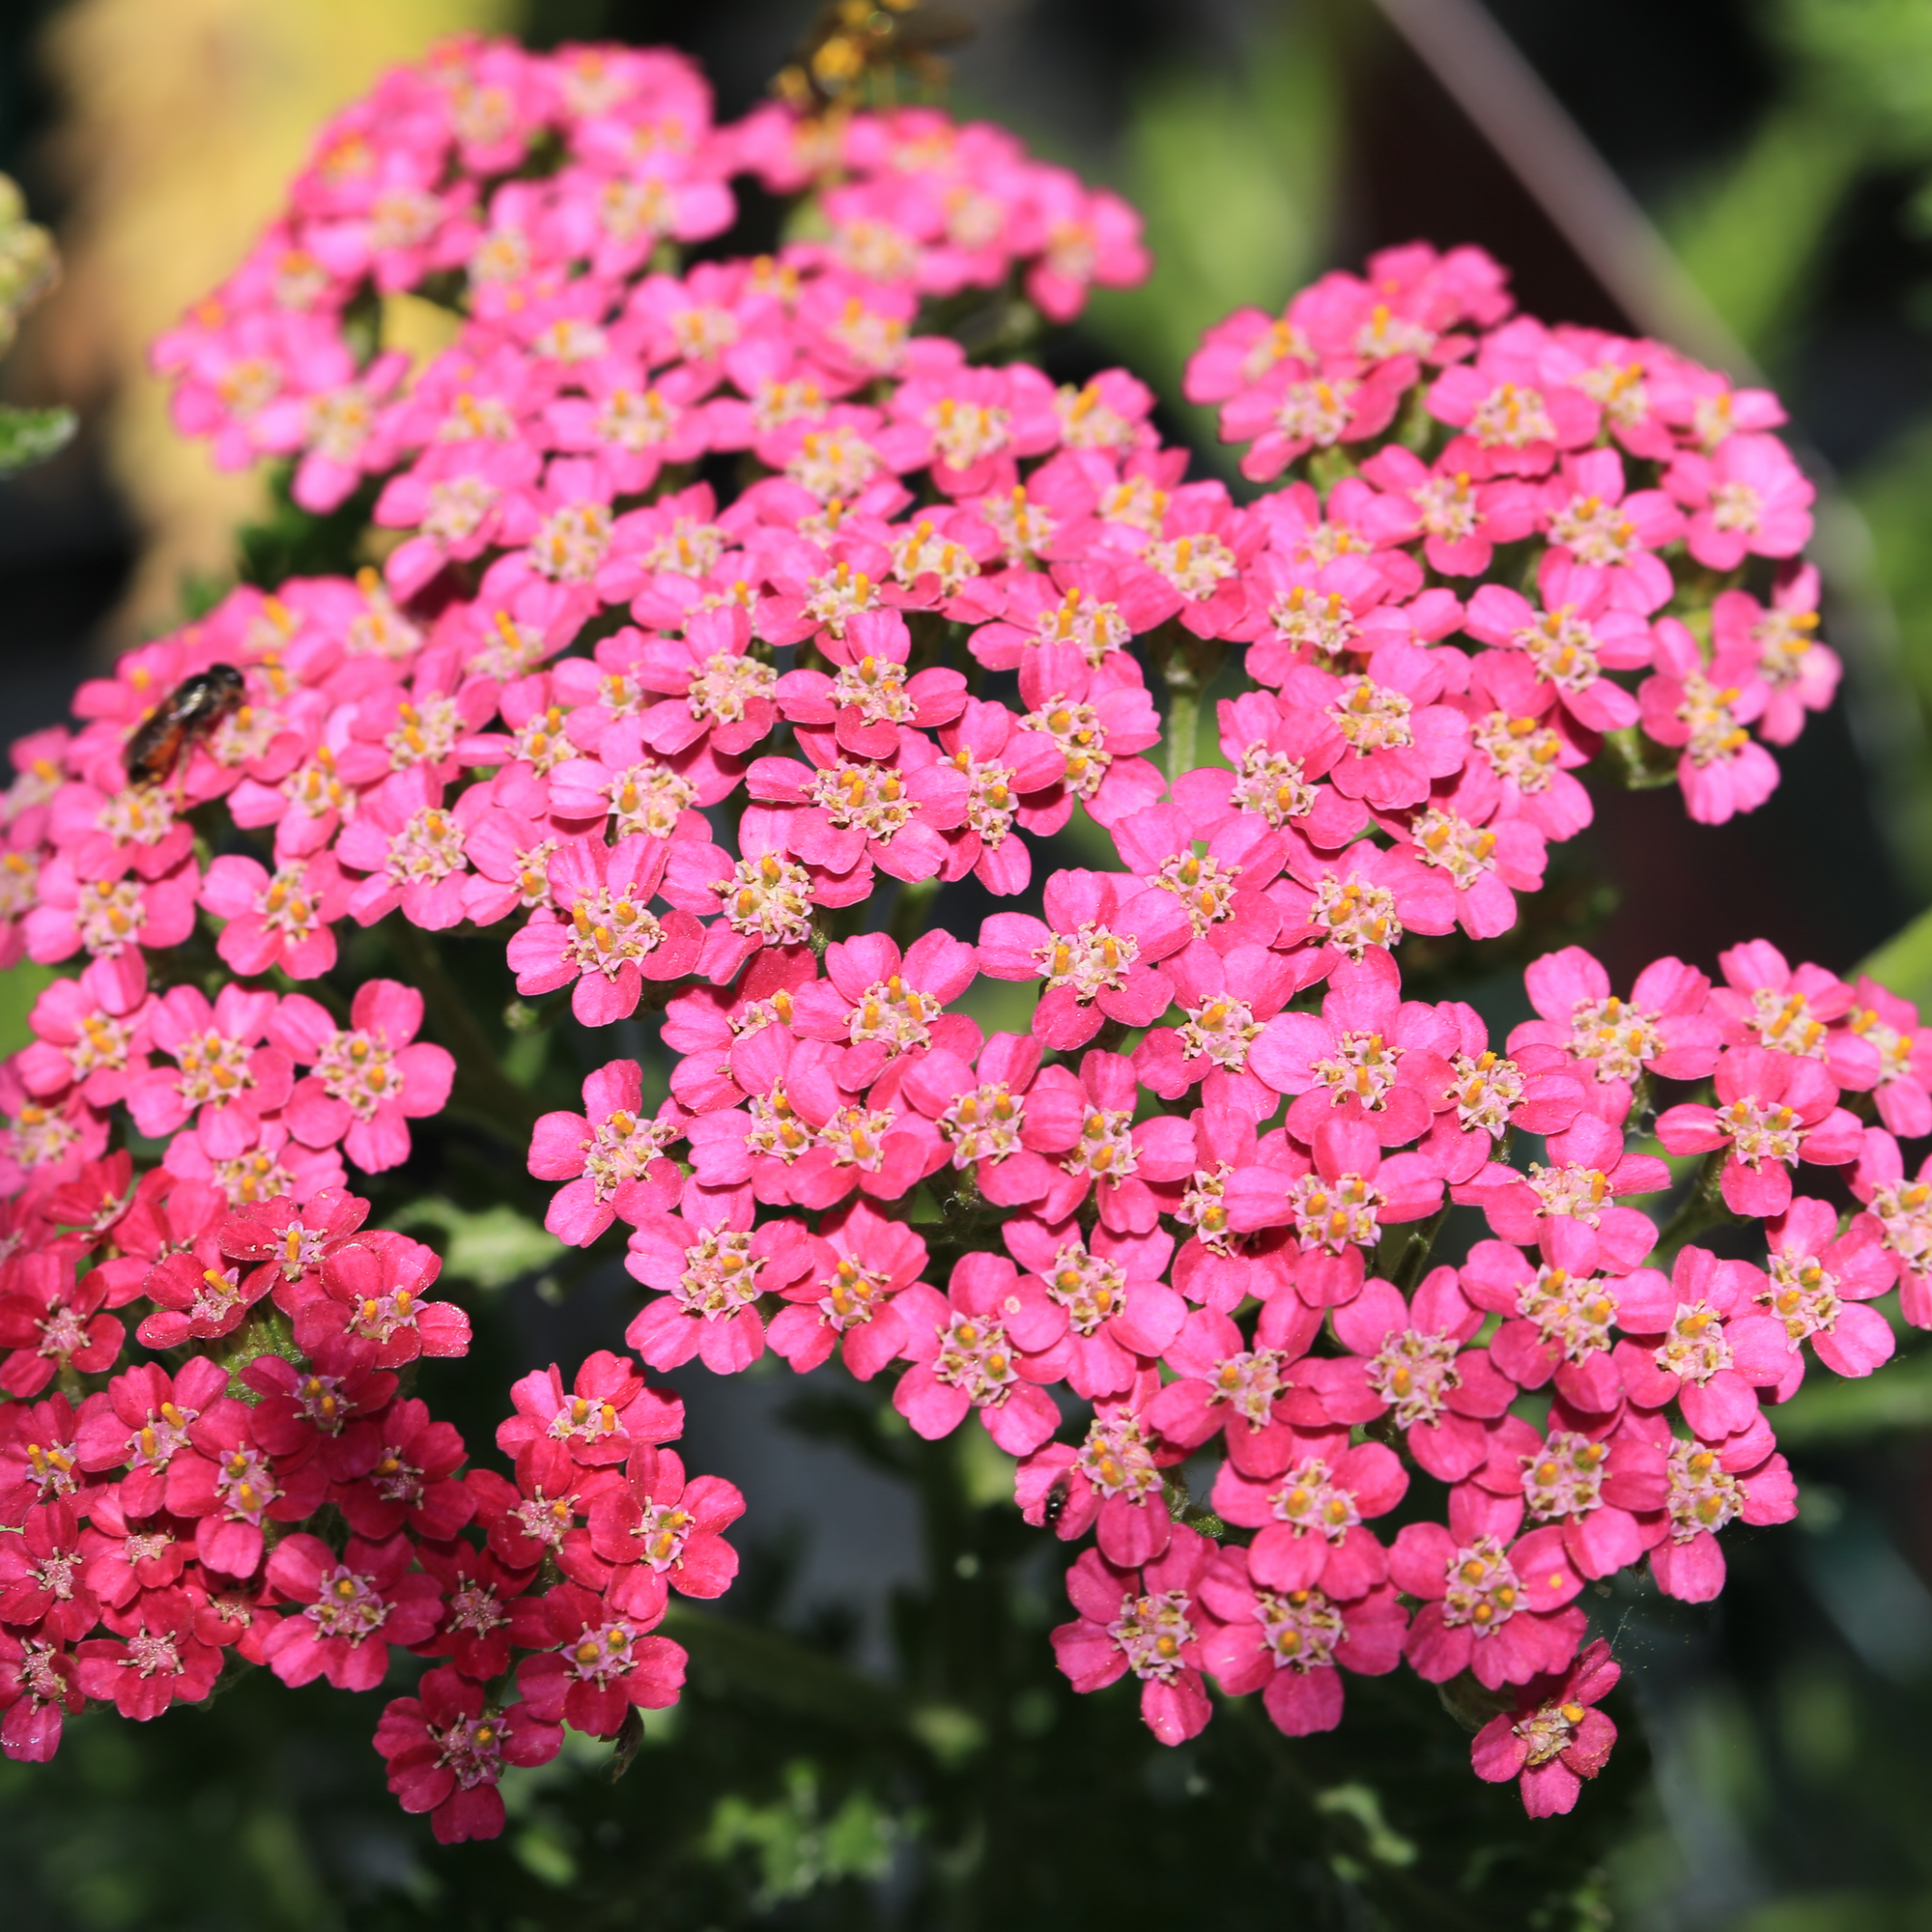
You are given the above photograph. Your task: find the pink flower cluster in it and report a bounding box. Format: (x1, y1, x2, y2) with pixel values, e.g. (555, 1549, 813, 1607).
(0, 1116, 735, 1841)
(0, 31, 1898, 1842)
(152, 37, 1148, 507)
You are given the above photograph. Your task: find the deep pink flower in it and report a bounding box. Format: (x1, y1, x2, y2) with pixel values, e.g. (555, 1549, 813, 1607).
(74, 1584, 223, 1720)
(270, 979, 456, 1174)
(497, 1350, 684, 1468)
(0, 1500, 97, 1639)
(1199, 1545, 1407, 1737)
(1706, 940, 1877, 1091)
(1510, 946, 1720, 1126)
(1532, 448, 1683, 612)
(585, 1443, 745, 1621)
(1174, 688, 1368, 855)
(1142, 1302, 1320, 1474)
(1843, 974, 1932, 1140)
(893, 1251, 1062, 1454)
(1420, 1001, 1587, 1186)
(0, 1252, 122, 1397)
(1470, 1636, 1620, 1817)
(1638, 617, 1779, 826)
(784, 927, 980, 1092)
(1459, 1227, 1624, 1415)
(1276, 643, 1468, 812)
(1355, 444, 1540, 578)
(411, 1543, 540, 1681)
(17, 954, 154, 1109)
(1225, 1118, 1444, 1307)
(302, 1229, 472, 1367)
(375, 1665, 562, 1845)
(262, 1530, 441, 1691)
(469, 1438, 623, 1573)
(332, 768, 477, 930)
(624, 1195, 813, 1374)
(1426, 317, 1600, 478)
(164, 1395, 330, 1577)
(73, 1356, 230, 1518)
(968, 560, 1168, 673)
(528, 1059, 686, 1246)
(1712, 563, 1839, 747)
(125, 984, 294, 1159)
(931, 696, 1067, 895)
(1018, 1048, 1196, 1233)
(514, 1580, 687, 1739)
(1463, 563, 1653, 733)
(334, 1396, 473, 1541)
(77, 1490, 192, 1607)
(1133, 940, 1307, 1122)
(1013, 641, 1165, 827)
(1734, 1196, 1899, 1402)
(1271, 839, 1459, 980)
(1111, 805, 1289, 954)
(1391, 1485, 1587, 1690)
(977, 867, 1192, 1051)
(1459, 1112, 1669, 1272)
(1451, 652, 1597, 843)
(1008, 1215, 1183, 1402)
(1218, 353, 1414, 482)
(1050, 1522, 1218, 1747)
(762, 1198, 924, 1376)
(1613, 1242, 1806, 1437)
(242, 1349, 398, 1480)
(1643, 1419, 1797, 1604)
(198, 849, 355, 979)
(1656, 1045, 1863, 1217)
(0, 1632, 82, 1761)
(1247, 945, 1456, 1147)
(1016, 1379, 1186, 1566)
(506, 834, 704, 1026)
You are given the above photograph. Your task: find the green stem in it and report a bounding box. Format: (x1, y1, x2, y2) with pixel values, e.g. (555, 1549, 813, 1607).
(890, 876, 941, 951)
(1164, 682, 1199, 790)
(1392, 1203, 1452, 1293)
(1652, 1146, 1735, 1261)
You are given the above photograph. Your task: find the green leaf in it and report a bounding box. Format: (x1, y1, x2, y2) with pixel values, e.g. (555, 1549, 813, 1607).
(0, 958, 53, 1057)
(388, 1197, 559, 1290)
(0, 405, 74, 476)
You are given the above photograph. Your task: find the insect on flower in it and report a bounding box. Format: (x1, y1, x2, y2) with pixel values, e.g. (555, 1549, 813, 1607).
(124, 664, 246, 785)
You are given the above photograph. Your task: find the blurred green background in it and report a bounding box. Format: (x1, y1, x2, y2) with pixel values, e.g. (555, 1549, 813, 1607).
(10, 2, 1932, 1927)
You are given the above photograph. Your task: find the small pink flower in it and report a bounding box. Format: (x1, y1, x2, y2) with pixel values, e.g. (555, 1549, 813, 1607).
(271, 979, 457, 1174)
(164, 1395, 330, 1577)
(1510, 945, 1719, 1126)
(497, 1350, 684, 1468)
(1199, 1543, 1407, 1737)
(767, 1199, 931, 1378)
(1706, 939, 1877, 1091)
(1392, 1485, 1587, 1690)
(198, 849, 355, 980)
(0, 1632, 82, 1761)
(126, 984, 294, 1160)
(16, 954, 155, 1108)
(623, 1196, 813, 1374)
(375, 1665, 562, 1846)
(1426, 318, 1600, 477)
(1712, 563, 1839, 747)
(585, 1444, 745, 1622)
(1459, 1227, 1625, 1415)
(75, 1585, 224, 1720)
(1247, 945, 1457, 1147)
(1019, 1048, 1197, 1233)
(333, 1396, 474, 1542)
(1470, 1636, 1620, 1817)
(1643, 1421, 1796, 1604)
(332, 768, 477, 930)
(1663, 431, 1814, 571)
(1008, 1214, 1183, 1401)
(1843, 974, 1932, 1139)
(302, 1228, 472, 1366)
(0, 1254, 122, 1397)
(1734, 1194, 1897, 1394)
(515, 1581, 687, 1739)
(1656, 1045, 1863, 1218)
(528, 1059, 686, 1246)
(1459, 1112, 1668, 1272)
(1050, 1521, 1218, 1747)
(262, 1529, 442, 1691)
(1355, 444, 1540, 578)
(506, 834, 705, 1026)
(977, 867, 1192, 1052)
(893, 1251, 1063, 1454)
(1014, 642, 1165, 828)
